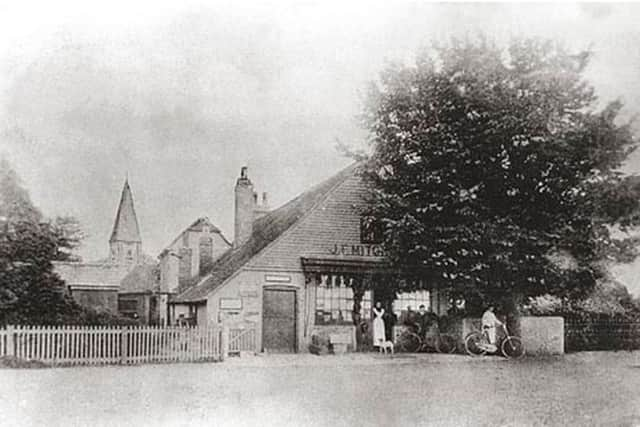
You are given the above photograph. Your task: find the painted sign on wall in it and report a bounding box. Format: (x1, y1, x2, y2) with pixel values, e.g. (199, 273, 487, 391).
(220, 298, 243, 310)
(328, 244, 386, 257)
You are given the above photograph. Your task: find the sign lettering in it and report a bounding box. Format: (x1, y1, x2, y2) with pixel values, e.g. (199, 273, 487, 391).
(328, 244, 386, 257)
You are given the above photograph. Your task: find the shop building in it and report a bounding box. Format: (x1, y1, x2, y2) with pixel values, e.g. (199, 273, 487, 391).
(170, 163, 450, 352)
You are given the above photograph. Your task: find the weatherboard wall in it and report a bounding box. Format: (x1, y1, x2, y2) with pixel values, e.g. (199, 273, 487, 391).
(246, 170, 386, 272)
(204, 270, 308, 352)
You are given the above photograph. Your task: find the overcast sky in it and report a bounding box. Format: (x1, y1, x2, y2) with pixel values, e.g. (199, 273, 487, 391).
(3, 1, 640, 281)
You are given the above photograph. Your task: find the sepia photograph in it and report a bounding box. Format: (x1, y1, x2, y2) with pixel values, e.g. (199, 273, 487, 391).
(1, 1, 640, 426)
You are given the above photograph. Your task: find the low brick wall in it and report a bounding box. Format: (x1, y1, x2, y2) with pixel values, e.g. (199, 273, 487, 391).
(565, 316, 640, 352)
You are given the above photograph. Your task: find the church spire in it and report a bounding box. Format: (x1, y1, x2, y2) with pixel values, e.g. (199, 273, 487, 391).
(109, 178, 142, 265)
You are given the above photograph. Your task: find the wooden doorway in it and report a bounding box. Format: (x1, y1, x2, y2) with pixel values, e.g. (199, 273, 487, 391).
(263, 288, 297, 353)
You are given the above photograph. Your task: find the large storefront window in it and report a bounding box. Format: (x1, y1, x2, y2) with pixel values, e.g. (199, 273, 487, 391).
(394, 290, 430, 318)
(315, 274, 372, 325)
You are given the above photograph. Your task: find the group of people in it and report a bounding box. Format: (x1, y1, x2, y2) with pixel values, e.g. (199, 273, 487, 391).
(402, 304, 439, 337)
(371, 301, 505, 348)
(371, 301, 440, 348)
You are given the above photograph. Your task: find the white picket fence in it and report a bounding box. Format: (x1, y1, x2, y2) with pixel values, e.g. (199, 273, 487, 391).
(0, 325, 225, 366)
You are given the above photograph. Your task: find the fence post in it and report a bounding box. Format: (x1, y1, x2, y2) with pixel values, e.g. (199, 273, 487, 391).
(221, 323, 229, 361)
(120, 326, 128, 365)
(6, 325, 14, 357)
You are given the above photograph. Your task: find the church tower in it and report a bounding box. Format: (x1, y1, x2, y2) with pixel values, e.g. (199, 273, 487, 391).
(109, 178, 142, 266)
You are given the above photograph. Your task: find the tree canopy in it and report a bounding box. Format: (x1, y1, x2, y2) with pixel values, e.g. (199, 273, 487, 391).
(0, 159, 109, 325)
(362, 38, 640, 313)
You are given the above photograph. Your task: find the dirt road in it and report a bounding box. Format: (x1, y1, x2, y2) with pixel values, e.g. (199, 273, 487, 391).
(0, 352, 639, 427)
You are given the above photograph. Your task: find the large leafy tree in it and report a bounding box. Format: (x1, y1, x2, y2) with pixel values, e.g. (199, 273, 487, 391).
(362, 38, 640, 317)
(0, 159, 86, 324)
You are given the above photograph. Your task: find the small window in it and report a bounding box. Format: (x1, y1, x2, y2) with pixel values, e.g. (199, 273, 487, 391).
(360, 217, 384, 244)
(118, 299, 138, 312)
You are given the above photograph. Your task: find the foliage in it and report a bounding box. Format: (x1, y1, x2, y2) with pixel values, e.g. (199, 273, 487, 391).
(0, 158, 41, 223)
(361, 37, 640, 310)
(72, 307, 141, 326)
(524, 278, 640, 318)
(0, 159, 118, 325)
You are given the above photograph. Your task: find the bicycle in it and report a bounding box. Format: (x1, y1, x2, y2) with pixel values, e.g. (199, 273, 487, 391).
(464, 323, 525, 359)
(396, 324, 457, 354)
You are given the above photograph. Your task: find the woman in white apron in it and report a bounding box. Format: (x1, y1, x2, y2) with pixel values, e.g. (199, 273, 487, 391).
(372, 301, 386, 347)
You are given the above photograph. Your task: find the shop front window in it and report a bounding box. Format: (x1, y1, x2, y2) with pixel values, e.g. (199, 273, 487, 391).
(315, 274, 372, 325)
(394, 290, 431, 318)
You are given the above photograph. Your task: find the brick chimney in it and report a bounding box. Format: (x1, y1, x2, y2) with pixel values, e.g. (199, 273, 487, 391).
(234, 166, 255, 248)
(254, 191, 270, 220)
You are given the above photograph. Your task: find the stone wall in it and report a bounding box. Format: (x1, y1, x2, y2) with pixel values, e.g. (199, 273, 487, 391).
(520, 316, 564, 355)
(462, 316, 564, 355)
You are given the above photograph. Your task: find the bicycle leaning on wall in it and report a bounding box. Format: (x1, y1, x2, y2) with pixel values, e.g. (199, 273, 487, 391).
(396, 323, 458, 354)
(464, 323, 525, 359)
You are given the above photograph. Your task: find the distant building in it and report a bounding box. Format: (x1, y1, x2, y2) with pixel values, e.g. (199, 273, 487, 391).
(54, 179, 165, 322)
(52, 261, 127, 312)
(108, 179, 143, 266)
(55, 177, 234, 325)
(158, 217, 232, 325)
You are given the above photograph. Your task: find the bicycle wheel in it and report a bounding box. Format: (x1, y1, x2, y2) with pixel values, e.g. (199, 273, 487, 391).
(464, 332, 487, 356)
(436, 334, 457, 354)
(397, 331, 421, 353)
(501, 336, 525, 359)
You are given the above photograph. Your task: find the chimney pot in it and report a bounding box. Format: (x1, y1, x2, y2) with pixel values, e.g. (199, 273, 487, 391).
(234, 166, 255, 248)
(262, 192, 268, 205)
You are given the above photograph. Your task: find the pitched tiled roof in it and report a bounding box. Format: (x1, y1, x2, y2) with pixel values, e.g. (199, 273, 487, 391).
(53, 261, 130, 289)
(120, 263, 161, 294)
(110, 180, 142, 243)
(173, 162, 360, 303)
(94, 253, 157, 265)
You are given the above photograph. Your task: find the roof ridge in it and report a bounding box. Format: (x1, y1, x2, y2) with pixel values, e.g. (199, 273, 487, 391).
(159, 216, 230, 256)
(249, 161, 360, 250)
(174, 161, 361, 303)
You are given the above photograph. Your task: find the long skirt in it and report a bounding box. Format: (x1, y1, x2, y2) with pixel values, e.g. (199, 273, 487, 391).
(373, 316, 386, 346)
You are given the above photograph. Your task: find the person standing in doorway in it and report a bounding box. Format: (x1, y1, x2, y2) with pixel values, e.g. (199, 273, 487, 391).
(372, 301, 386, 348)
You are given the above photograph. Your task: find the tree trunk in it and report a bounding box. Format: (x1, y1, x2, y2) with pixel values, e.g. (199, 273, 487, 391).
(502, 292, 524, 337)
(351, 276, 366, 351)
